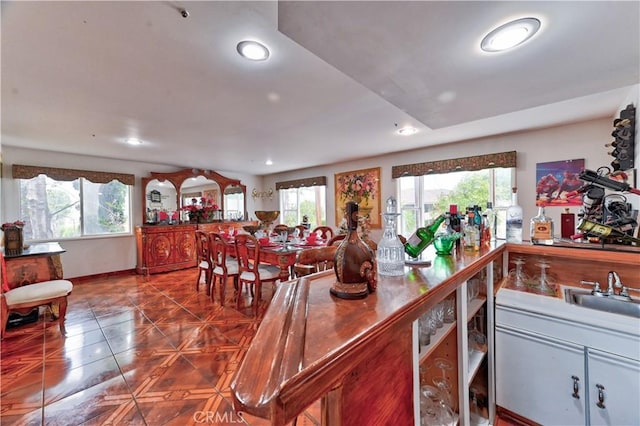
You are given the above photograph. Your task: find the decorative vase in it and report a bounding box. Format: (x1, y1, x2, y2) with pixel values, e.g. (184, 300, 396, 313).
(331, 201, 377, 299)
(3, 226, 24, 256)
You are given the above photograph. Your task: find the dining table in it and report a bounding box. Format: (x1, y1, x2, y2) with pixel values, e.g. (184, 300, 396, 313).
(221, 234, 328, 282)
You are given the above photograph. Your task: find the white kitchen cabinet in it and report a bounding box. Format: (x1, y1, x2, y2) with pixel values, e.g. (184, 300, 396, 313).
(587, 348, 640, 425)
(495, 326, 585, 425)
(496, 289, 640, 426)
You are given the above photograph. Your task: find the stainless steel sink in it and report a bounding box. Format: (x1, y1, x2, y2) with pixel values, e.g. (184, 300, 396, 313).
(564, 288, 640, 318)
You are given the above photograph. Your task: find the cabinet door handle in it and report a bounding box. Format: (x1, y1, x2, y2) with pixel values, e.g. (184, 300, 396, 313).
(571, 375, 580, 399)
(596, 384, 606, 409)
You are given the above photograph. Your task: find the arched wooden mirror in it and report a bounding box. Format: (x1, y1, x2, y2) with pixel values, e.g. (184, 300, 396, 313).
(223, 184, 246, 221)
(144, 178, 178, 224)
(141, 168, 246, 224)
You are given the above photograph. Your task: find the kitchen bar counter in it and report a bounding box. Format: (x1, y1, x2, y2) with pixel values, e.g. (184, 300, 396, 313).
(231, 242, 505, 425)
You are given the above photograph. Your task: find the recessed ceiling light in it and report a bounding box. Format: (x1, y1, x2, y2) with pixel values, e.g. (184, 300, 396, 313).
(125, 138, 143, 145)
(237, 40, 270, 61)
(265, 159, 273, 166)
(397, 126, 418, 136)
(481, 17, 541, 52)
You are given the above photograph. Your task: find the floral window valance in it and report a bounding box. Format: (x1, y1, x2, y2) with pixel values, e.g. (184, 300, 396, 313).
(391, 151, 517, 178)
(275, 176, 327, 190)
(12, 164, 135, 185)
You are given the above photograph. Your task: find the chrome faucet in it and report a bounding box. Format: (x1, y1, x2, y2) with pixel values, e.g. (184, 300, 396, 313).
(606, 271, 633, 301)
(606, 271, 621, 296)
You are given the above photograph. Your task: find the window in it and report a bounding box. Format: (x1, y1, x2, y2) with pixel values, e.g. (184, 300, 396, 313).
(19, 174, 132, 241)
(279, 186, 326, 228)
(397, 168, 513, 239)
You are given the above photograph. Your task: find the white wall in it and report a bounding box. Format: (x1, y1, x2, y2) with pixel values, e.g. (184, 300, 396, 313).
(263, 116, 620, 242)
(1, 147, 259, 278)
(2, 109, 636, 278)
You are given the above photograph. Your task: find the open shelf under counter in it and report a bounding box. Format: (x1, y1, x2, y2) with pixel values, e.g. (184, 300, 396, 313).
(468, 348, 487, 385)
(467, 296, 486, 322)
(418, 321, 456, 364)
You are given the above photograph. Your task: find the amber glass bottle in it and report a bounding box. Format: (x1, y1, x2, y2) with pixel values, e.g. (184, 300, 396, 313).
(331, 201, 376, 299)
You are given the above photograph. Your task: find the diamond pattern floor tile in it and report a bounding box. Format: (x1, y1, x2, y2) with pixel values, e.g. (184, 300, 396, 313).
(1, 269, 320, 425)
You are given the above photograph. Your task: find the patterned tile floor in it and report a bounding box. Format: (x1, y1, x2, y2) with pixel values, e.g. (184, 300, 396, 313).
(1, 269, 320, 425)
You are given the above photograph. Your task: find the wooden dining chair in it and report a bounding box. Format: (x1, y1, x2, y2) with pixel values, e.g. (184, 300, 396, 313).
(294, 245, 338, 278)
(311, 226, 334, 241)
(209, 232, 239, 306)
(195, 230, 213, 295)
(294, 225, 307, 237)
(327, 234, 346, 246)
(234, 234, 281, 314)
(1, 252, 73, 339)
(273, 224, 290, 235)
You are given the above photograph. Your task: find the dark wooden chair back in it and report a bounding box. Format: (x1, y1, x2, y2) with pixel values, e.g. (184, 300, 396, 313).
(311, 226, 334, 241)
(294, 245, 338, 278)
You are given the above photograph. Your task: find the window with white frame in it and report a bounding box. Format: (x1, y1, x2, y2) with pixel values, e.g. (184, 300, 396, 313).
(393, 151, 517, 239)
(14, 165, 133, 241)
(276, 176, 327, 229)
(279, 185, 326, 229)
(397, 168, 513, 239)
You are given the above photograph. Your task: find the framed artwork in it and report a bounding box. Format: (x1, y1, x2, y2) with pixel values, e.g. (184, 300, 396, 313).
(335, 167, 382, 228)
(535, 159, 585, 206)
(203, 189, 220, 205)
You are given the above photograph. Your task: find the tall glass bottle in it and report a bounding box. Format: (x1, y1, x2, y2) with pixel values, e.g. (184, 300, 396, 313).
(506, 187, 523, 243)
(404, 214, 446, 258)
(530, 205, 554, 245)
(377, 197, 405, 276)
(464, 212, 479, 251)
(485, 201, 497, 242)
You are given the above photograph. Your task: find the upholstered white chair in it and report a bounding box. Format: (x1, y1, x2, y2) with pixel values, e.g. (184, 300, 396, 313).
(1, 252, 73, 339)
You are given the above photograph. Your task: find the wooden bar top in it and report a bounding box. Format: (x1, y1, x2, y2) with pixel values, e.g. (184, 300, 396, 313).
(231, 242, 506, 425)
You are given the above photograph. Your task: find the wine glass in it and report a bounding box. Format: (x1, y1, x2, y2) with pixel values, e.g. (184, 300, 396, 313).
(507, 256, 530, 289)
(531, 260, 557, 296)
(432, 358, 455, 409)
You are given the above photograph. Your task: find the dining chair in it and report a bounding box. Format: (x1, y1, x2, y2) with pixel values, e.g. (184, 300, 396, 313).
(364, 238, 378, 251)
(234, 234, 281, 314)
(209, 232, 239, 306)
(1, 252, 73, 339)
(195, 230, 213, 295)
(294, 225, 307, 236)
(273, 224, 290, 234)
(294, 245, 338, 278)
(311, 226, 334, 241)
(327, 234, 346, 246)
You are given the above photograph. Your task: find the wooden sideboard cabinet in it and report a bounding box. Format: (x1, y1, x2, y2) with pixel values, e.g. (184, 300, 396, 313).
(135, 221, 259, 275)
(135, 224, 197, 274)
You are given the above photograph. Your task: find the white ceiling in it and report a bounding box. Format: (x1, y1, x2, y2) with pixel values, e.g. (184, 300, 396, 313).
(2, 1, 638, 176)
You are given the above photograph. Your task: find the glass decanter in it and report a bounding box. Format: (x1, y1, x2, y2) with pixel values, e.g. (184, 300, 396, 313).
(376, 197, 405, 276)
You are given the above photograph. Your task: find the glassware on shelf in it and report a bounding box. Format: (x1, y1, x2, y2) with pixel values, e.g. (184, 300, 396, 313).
(433, 302, 444, 329)
(507, 256, 530, 289)
(443, 296, 455, 323)
(530, 260, 557, 296)
(418, 311, 432, 346)
(467, 277, 480, 301)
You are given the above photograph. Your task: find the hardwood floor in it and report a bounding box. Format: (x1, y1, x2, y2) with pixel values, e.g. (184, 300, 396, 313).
(1, 269, 320, 425)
